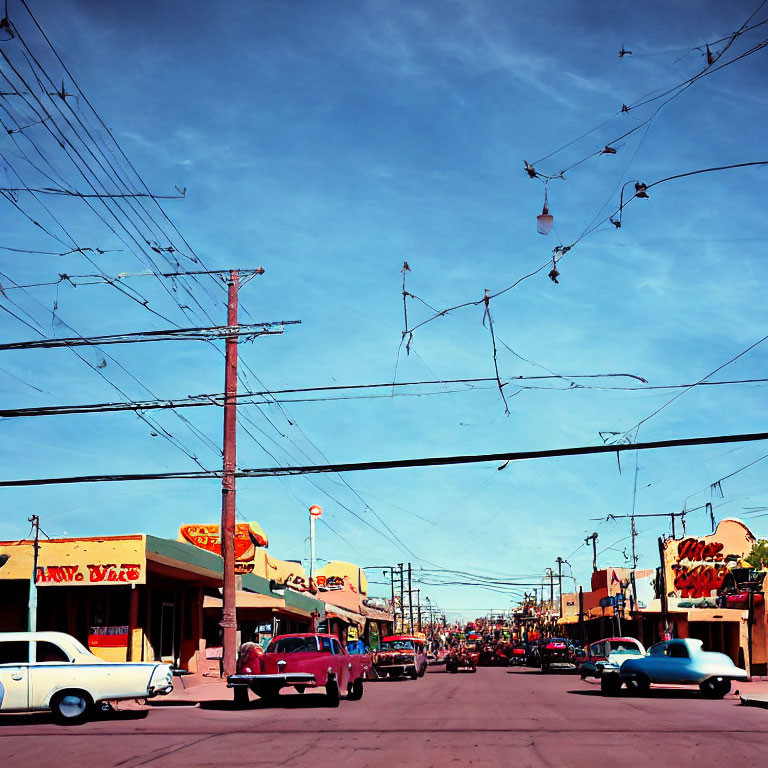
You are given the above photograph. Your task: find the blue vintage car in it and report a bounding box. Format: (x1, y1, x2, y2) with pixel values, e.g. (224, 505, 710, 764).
(616, 638, 748, 698)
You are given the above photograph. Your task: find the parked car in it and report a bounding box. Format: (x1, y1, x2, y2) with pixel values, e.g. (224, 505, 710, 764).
(616, 638, 748, 698)
(372, 635, 428, 679)
(445, 647, 477, 673)
(0, 631, 174, 724)
(228, 633, 369, 707)
(580, 637, 646, 694)
(540, 637, 576, 672)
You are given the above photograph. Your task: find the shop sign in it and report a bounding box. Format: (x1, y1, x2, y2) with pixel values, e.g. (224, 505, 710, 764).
(316, 561, 368, 594)
(88, 626, 130, 648)
(37, 563, 142, 584)
(0, 535, 147, 586)
(179, 523, 268, 573)
(664, 519, 755, 599)
(316, 575, 347, 591)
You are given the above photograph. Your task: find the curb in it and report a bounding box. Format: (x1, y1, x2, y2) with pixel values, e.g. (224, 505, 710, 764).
(740, 695, 768, 710)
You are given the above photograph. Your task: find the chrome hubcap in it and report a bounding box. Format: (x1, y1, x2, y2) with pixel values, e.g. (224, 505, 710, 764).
(59, 695, 87, 718)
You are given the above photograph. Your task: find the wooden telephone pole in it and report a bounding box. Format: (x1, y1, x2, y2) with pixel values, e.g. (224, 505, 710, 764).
(220, 270, 239, 678)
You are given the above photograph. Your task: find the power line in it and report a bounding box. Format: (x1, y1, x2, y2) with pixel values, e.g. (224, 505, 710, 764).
(3, 429, 767, 487)
(0, 322, 298, 351)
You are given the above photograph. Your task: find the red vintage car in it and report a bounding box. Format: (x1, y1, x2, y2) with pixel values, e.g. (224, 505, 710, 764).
(228, 633, 369, 707)
(372, 635, 428, 679)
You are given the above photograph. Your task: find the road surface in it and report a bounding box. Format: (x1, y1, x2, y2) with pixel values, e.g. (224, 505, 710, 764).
(2, 666, 767, 767)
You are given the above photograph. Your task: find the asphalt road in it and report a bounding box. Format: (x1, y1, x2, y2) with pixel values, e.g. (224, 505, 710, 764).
(2, 666, 768, 767)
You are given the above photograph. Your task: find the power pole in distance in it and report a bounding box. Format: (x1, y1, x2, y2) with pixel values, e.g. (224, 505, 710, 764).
(415, 589, 421, 631)
(399, 563, 404, 633)
(389, 567, 396, 631)
(556, 557, 564, 617)
(585, 532, 598, 572)
(546, 568, 554, 610)
(28, 515, 40, 631)
(408, 563, 414, 634)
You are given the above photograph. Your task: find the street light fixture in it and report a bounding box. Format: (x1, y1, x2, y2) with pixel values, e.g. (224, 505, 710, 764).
(537, 183, 554, 235)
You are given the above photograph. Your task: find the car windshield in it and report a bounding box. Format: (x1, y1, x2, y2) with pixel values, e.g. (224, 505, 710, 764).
(380, 640, 414, 651)
(609, 642, 641, 654)
(268, 636, 318, 653)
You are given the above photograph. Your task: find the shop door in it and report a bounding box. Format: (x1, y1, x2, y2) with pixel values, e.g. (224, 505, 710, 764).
(160, 602, 176, 666)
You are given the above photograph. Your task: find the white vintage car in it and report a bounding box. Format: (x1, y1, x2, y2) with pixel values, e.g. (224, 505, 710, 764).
(0, 631, 174, 724)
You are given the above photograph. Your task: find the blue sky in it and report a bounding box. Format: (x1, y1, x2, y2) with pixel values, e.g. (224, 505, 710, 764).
(1, 0, 767, 618)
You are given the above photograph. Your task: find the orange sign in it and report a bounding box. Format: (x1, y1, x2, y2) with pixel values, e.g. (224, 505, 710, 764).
(179, 523, 268, 567)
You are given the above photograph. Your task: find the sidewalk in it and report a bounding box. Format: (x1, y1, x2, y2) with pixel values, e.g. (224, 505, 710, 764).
(739, 677, 768, 710)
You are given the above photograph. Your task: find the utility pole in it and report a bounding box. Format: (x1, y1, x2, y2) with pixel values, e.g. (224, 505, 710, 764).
(415, 589, 422, 631)
(658, 537, 670, 641)
(547, 568, 554, 611)
(585, 532, 598, 572)
(398, 563, 404, 633)
(28, 515, 40, 632)
(556, 557, 564, 617)
(389, 567, 396, 631)
(630, 450, 640, 568)
(408, 562, 414, 634)
(220, 269, 239, 678)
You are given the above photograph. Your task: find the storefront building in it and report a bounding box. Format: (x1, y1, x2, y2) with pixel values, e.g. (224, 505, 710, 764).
(559, 518, 767, 674)
(0, 534, 224, 672)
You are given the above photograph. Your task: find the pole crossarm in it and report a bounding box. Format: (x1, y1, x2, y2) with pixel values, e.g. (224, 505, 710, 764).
(2, 430, 767, 487)
(0, 322, 300, 351)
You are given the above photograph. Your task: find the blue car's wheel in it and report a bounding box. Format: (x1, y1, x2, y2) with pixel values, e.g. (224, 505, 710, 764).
(624, 674, 650, 696)
(700, 677, 730, 699)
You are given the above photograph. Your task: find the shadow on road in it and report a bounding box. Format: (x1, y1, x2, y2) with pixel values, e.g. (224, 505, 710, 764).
(509, 668, 579, 675)
(567, 688, 706, 700)
(0, 707, 148, 727)
(200, 693, 338, 711)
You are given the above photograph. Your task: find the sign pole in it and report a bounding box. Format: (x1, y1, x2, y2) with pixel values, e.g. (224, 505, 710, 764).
(309, 505, 323, 582)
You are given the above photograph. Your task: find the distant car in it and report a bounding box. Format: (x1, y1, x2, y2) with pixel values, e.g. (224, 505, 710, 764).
(372, 636, 428, 680)
(0, 631, 173, 724)
(507, 643, 529, 667)
(580, 637, 646, 694)
(228, 633, 369, 707)
(540, 637, 576, 672)
(617, 638, 748, 698)
(445, 647, 477, 673)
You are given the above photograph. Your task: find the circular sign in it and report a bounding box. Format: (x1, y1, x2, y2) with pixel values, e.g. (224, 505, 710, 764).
(309, 505, 323, 518)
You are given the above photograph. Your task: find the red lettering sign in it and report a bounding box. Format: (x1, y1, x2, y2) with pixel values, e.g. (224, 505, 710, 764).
(36, 563, 142, 584)
(87, 563, 142, 583)
(677, 537, 724, 562)
(672, 563, 728, 598)
(36, 565, 82, 583)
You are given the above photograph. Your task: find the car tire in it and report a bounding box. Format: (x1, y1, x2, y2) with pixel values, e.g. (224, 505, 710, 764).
(600, 674, 621, 696)
(418, 664, 426, 678)
(624, 674, 650, 696)
(233, 686, 249, 709)
(326, 677, 341, 707)
(541, 663, 549, 674)
(295, 685, 306, 694)
(700, 677, 731, 699)
(347, 677, 364, 701)
(51, 690, 93, 725)
(257, 684, 280, 704)
(409, 668, 418, 680)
